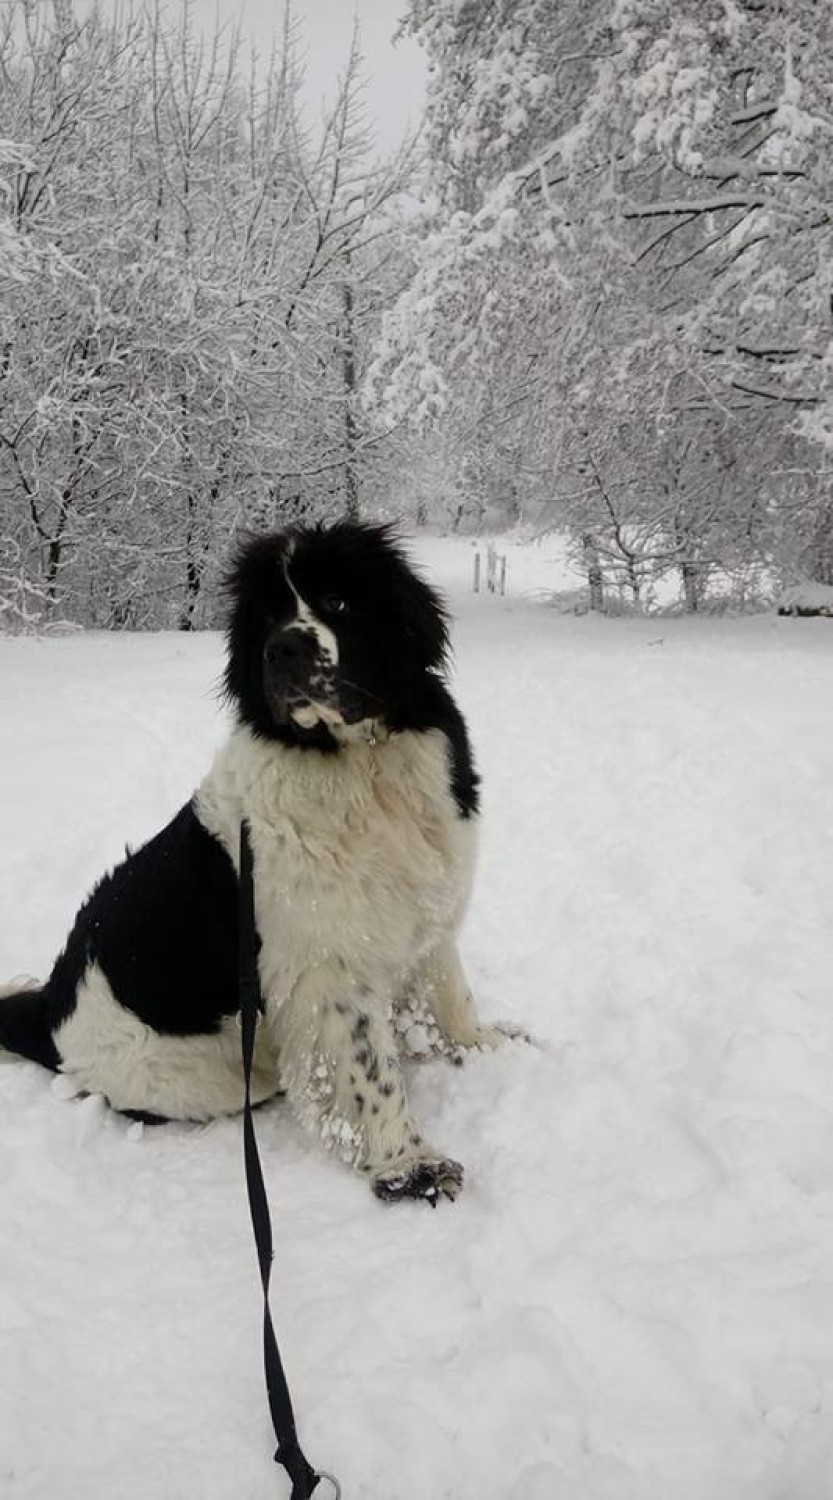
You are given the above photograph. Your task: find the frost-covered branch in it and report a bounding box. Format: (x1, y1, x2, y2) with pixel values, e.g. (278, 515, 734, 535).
(623, 195, 766, 218)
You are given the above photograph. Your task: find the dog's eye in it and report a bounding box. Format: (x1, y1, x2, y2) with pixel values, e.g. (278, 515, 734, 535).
(320, 594, 348, 616)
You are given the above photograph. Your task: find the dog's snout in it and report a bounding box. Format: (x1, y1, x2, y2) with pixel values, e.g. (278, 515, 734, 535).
(263, 627, 316, 675)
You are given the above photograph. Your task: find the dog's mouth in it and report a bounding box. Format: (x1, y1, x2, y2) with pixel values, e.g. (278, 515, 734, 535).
(288, 694, 342, 729)
(285, 681, 369, 730)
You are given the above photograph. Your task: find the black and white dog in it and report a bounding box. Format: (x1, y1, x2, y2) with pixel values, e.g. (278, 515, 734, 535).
(0, 522, 509, 1201)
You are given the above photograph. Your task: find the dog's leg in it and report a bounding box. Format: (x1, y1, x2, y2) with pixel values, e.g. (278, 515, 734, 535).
(399, 939, 522, 1059)
(273, 971, 463, 1203)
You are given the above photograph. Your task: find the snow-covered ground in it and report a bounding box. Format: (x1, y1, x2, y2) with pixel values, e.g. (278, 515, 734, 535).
(2, 540, 833, 1500)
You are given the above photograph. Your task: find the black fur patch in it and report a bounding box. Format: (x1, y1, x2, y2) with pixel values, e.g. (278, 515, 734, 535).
(48, 802, 237, 1042)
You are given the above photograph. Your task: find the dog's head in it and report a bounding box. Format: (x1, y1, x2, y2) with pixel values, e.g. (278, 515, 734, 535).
(223, 521, 450, 747)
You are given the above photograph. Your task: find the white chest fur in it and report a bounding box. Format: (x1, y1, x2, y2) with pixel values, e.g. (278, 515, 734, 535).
(195, 724, 476, 1009)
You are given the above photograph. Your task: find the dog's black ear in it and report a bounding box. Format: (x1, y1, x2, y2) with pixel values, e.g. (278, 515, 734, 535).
(221, 532, 291, 719)
(316, 520, 451, 673)
(222, 530, 291, 608)
(388, 551, 450, 672)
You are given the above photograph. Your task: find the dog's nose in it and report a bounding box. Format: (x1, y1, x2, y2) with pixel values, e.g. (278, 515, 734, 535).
(263, 627, 317, 675)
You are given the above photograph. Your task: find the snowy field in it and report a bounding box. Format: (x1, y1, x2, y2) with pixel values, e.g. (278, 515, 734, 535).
(2, 539, 833, 1500)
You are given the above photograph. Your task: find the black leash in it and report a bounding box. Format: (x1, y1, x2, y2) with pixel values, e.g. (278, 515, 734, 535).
(239, 820, 337, 1499)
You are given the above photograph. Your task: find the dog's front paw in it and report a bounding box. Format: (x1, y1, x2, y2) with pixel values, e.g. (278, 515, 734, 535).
(372, 1156, 464, 1205)
(448, 1020, 537, 1061)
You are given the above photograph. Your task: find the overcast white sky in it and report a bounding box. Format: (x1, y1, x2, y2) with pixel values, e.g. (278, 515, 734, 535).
(191, 0, 425, 151)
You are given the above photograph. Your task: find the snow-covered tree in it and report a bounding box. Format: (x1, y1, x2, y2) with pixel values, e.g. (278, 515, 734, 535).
(0, 1, 416, 629)
(373, 0, 833, 606)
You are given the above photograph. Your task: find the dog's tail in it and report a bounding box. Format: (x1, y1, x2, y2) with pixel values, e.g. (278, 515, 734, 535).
(0, 980, 60, 1070)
